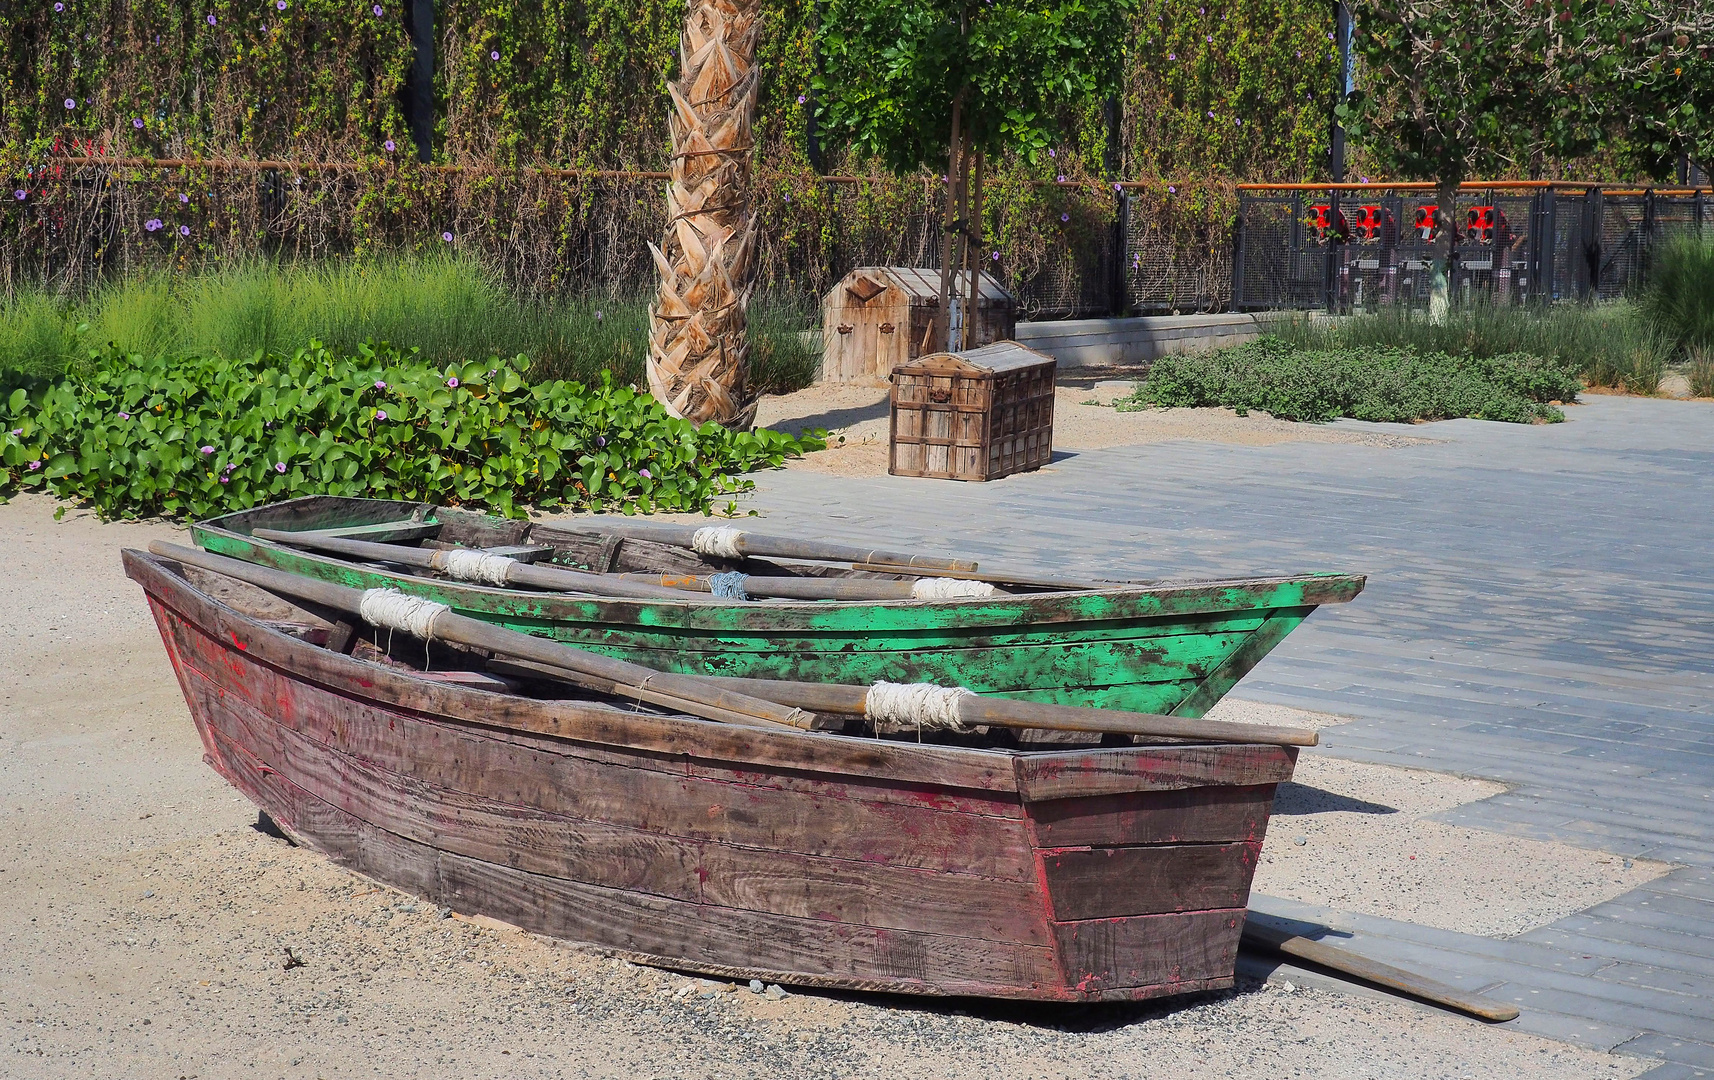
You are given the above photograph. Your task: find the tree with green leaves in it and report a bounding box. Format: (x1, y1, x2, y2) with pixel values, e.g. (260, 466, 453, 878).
(814, 0, 1138, 349)
(1340, 0, 1711, 317)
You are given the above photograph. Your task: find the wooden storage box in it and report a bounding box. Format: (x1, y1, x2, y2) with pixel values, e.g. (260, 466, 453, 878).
(821, 266, 1016, 383)
(890, 341, 1056, 481)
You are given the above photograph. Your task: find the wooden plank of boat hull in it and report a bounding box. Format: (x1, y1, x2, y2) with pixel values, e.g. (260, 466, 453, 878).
(1039, 841, 1261, 921)
(195, 711, 1067, 995)
(187, 675, 1052, 944)
(1013, 744, 1298, 801)
(160, 614, 1040, 878)
(1029, 785, 1279, 848)
(1052, 908, 1246, 992)
(200, 495, 435, 538)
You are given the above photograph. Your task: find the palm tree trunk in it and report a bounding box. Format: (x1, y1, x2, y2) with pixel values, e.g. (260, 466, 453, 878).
(647, 0, 761, 428)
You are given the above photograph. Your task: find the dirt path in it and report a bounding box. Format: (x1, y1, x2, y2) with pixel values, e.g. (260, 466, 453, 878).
(755, 380, 1433, 478)
(0, 494, 1652, 1078)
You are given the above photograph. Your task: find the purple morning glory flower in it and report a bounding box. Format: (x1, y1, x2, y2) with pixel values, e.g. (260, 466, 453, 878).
(1057, 174, 1066, 183)
(1114, 183, 1123, 192)
(178, 225, 190, 236)
(441, 231, 453, 242)
(145, 218, 162, 231)
(1168, 53, 1175, 60)
(446, 377, 459, 388)
(784, 193, 790, 203)
(1048, 149, 1056, 158)
(54, 1, 64, 9)
(133, 118, 145, 129)
(1168, 185, 1177, 193)
(490, 50, 500, 60)
(374, 380, 387, 389)
(219, 474, 230, 484)
(796, 95, 806, 105)
(207, 14, 217, 25)
(179, 193, 189, 203)
(223, 462, 237, 472)
(64, 98, 76, 110)
(375, 409, 388, 420)
(372, 4, 383, 14)
(13, 190, 26, 201)
(638, 468, 652, 479)
(278, 0, 288, 8)
(1061, 213, 1070, 222)
(118, 412, 131, 419)
(28, 461, 40, 471)
(384, 139, 396, 152)
(201, 446, 216, 455)
(991, 251, 999, 260)
(275, 462, 287, 473)
(595, 436, 606, 447)
(10, 428, 21, 436)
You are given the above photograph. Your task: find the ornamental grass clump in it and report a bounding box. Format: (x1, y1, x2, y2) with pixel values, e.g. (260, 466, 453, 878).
(1118, 338, 1579, 424)
(0, 342, 820, 519)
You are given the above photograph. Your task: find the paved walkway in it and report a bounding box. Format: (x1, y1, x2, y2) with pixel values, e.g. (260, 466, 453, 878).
(750, 394, 1714, 1077)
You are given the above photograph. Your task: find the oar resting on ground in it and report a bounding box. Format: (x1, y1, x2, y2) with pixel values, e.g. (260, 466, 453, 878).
(254, 529, 1009, 602)
(148, 541, 1317, 748)
(1241, 913, 1521, 1023)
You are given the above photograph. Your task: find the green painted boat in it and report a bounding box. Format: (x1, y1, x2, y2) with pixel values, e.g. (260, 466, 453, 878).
(192, 496, 1364, 718)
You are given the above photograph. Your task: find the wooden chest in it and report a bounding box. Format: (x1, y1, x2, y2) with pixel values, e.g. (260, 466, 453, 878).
(821, 266, 1016, 383)
(890, 341, 1056, 481)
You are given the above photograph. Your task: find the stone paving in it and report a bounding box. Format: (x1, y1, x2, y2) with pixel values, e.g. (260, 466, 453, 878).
(747, 393, 1714, 1077)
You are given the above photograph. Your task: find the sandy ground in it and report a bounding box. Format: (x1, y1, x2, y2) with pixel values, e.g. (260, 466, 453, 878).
(0, 494, 1654, 1078)
(756, 379, 1434, 478)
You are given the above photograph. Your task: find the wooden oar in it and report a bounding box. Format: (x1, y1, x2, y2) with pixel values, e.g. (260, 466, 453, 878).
(251, 529, 691, 600)
(847, 562, 1109, 591)
(1241, 913, 1520, 1022)
(259, 528, 1000, 604)
(149, 541, 814, 731)
(488, 661, 1315, 746)
(711, 675, 1317, 746)
(545, 520, 978, 573)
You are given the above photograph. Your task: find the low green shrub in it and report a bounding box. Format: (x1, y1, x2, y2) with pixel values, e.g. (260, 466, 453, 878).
(1643, 234, 1714, 356)
(0, 342, 821, 520)
(1117, 339, 1579, 424)
(1275, 302, 1673, 392)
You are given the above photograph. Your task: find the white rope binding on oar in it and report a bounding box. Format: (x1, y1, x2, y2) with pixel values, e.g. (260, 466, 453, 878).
(433, 548, 516, 586)
(865, 681, 979, 734)
(359, 589, 452, 640)
(690, 526, 746, 560)
(911, 576, 998, 600)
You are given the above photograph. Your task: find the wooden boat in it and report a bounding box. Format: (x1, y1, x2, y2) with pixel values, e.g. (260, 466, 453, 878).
(126, 546, 1301, 1001)
(192, 496, 1365, 720)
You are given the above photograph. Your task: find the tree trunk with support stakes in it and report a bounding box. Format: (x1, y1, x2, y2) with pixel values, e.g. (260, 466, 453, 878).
(647, 0, 762, 429)
(936, 92, 965, 354)
(1429, 177, 1457, 324)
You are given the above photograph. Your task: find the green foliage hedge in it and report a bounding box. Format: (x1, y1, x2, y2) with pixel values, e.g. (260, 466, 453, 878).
(0, 343, 821, 520)
(1118, 338, 1581, 424)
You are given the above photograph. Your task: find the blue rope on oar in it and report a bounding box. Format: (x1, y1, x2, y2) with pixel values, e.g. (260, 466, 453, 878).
(707, 571, 750, 601)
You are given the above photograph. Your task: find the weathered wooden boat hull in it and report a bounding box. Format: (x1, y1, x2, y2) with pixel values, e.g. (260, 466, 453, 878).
(193, 497, 1364, 717)
(127, 549, 1297, 1001)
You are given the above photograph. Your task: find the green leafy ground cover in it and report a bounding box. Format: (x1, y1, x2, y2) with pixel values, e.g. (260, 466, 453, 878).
(0, 343, 820, 520)
(1119, 339, 1580, 424)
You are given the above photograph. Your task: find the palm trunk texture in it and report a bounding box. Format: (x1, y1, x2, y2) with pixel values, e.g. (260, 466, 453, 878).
(646, 0, 761, 429)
